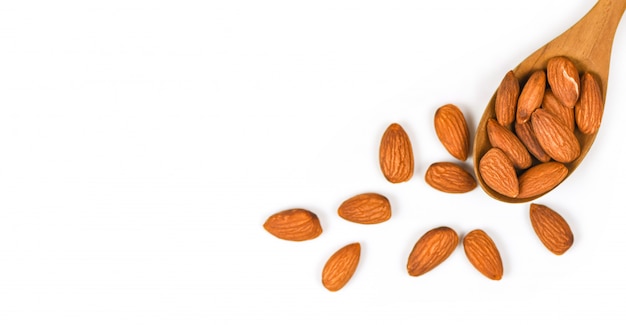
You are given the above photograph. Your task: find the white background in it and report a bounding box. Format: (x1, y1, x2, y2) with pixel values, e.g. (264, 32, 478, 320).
(1, 0, 626, 323)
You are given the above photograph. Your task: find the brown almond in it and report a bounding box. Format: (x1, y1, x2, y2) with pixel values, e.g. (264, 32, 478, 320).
(547, 56, 580, 108)
(542, 88, 575, 131)
(407, 227, 459, 277)
(487, 119, 532, 169)
(514, 121, 551, 163)
(575, 72, 604, 134)
(531, 109, 580, 163)
(434, 104, 470, 161)
(478, 148, 519, 198)
(463, 229, 503, 280)
(263, 208, 323, 241)
(424, 162, 477, 193)
(529, 204, 574, 255)
(517, 70, 546, 123)
(338, 193, 391, 224)
(322, 243, 361, 292)
(495, 70, 520, 127)
(518, 162, 568, 199)
(379, 123, 414, 183)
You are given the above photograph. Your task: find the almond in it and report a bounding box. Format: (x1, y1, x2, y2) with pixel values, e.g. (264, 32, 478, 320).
(463, 229, 503, 280)
(531, 109, 580, 163)
(407, 227, 459, 277)
(322, 242, 361, 292)
(518, 162, 568, 199)
(380, 123, 414, 183)
(478, 148, 519, 198)
(542, 88, 575, 131)
(575, 72, 604, 134)
(529, 204, 574, 255)
(547, 56, 580, 108)
(263, 208, 323, 241)
(495, 70, 520, 127)
(434, 104, 470, 161)
(517, 70, 546, 123)
(424, 162, 477, 193)
(338, 193, 391, 224)
(487, 119, 532, 169)
(514, 121, 551, 163)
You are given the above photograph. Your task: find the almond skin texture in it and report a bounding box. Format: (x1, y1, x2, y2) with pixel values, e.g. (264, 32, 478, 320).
(529, 204, 574, 255)
(487, 119, 532, 169)
(263, 209, 322, 241)
(518, 162, 568, 199)
(434, 104, 470, 161)
(322, 243, 361, 292)
(424, 162, 477, 193)
(463, 229, 503, 281)
(531, 109, 580, 163)
(380, 123, 414, 183)
(478, 148, 519, 198)
(542, 88, 575, 131)
(338, 193, 391, 224)
(514, 122, 551, 163)
(547, 56, 580, 108)
(575, 72, 604, 134)
(495, 70, 520, 127)
(517, 70, 546, 123)
(407, 227, 459, 277)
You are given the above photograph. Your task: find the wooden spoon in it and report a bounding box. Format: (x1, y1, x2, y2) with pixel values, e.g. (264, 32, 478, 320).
(473, 0, 626, 203)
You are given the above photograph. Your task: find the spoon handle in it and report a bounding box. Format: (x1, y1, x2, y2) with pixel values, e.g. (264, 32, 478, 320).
(516, 0, 626, 87)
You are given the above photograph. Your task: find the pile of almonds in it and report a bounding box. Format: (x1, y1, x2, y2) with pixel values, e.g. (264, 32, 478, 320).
(263, 55, 591, 292)
(479, 56, 603, 199)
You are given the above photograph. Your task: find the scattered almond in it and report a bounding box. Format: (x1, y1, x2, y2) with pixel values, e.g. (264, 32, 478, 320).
(487, 119, 532, 169)
(531, 109, 580, 163)
(529, 204, 574, 255)
(380, 123, 414, 183)
(518, 162, 568, 199)
(495, 70, 520, 127)
(407, 227, 459, 277)
(338, 193, 391, 224)
(434, 104, 470, 161)
(517, 70, 546, 123)
(424, 162, 477, 193)
(478, 148, 519, 198)
(263, 208, 323, 241)
(575, 72, 604, 134)
(547, 56, 580, 108)
(322, 242, 361, 292)
(463, 229, 503, 280)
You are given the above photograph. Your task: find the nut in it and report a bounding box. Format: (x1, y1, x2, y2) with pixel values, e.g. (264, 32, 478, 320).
(407, 226, 459, 277)
(434, 104, 470, 161)
(424, 162, 477, 193)
(322, 242, 361, 291)
(487, 118, 532, 169)
(463, 229, 503, 280)
(495, 70, 520, 127)
(547, 56, 580, 108)
(380, 123, 414, 183)
(531, 109, 580, 163)
(575, 72, 604, 134)
(478, 148, 519, 198)
(529, 203, 574, 255)
(263, 208, 323, 241)
(514, 121, 551, 163)
(517, 162, 568, 199)
(338, 193, 391, 224)
(517, 70, 546, 123)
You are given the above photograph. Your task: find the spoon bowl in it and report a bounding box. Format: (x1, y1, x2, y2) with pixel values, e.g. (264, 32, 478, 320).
(473, 0, 626, 203)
